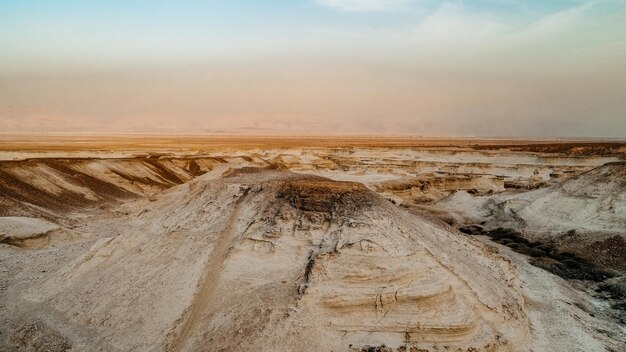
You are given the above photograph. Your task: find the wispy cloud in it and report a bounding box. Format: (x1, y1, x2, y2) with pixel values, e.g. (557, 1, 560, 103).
(349, 1, 600, 65)
(517, 2, 592, 40)
(411, 3, 507, 46)
(314, 0, 413, 12)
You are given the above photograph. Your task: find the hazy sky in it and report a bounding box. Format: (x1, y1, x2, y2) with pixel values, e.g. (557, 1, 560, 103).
(1, 0, 625, 137)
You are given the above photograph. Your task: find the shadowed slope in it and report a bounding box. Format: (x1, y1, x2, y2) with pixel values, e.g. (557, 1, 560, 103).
(0, 156, 267, 218)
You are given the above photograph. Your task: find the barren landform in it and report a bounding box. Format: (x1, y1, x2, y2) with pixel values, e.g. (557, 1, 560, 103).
(0, 137, 624, 352)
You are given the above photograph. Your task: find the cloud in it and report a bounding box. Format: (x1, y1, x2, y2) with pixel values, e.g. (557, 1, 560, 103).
(516, 2, 592, 40)
(410, 1, 592, 46)
(412, 3, 507, 46)
(314, 0, 413, 12)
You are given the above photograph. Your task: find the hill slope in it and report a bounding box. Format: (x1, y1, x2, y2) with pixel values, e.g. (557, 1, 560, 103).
(19, 168, 528, 352)
(0, 156, 265, 218)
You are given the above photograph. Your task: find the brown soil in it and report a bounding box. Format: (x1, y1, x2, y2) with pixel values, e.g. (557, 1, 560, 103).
(585, 236, 626, 272)
(474, 142, 626, 157)
(222, 163, 285, 177)
(8, 322, 72, 352)
(277, 179, 373, 215)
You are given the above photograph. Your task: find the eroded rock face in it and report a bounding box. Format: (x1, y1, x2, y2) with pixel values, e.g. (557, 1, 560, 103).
(0, 156, 262, 218)
(22, 169, 528, 351)
(0, 217, 60, 248)
(375, 174, 505, 204)
(438, 162, 626, 267)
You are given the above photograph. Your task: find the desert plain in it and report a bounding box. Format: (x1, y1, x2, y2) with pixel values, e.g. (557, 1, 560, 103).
(0, 135, 624, 352)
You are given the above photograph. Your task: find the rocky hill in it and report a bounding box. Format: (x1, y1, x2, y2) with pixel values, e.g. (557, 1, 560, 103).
(15, 168, 528, 352)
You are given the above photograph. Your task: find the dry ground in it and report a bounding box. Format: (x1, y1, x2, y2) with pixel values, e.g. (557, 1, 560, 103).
(0, 136, 624, 351)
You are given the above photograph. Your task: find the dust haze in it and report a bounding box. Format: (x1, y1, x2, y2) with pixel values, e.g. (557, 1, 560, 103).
(2, 61, 625, 137)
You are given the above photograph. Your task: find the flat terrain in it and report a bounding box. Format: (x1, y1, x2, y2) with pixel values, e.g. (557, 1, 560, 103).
(0, 136, 624, 352)
(1, 134, 625, 153)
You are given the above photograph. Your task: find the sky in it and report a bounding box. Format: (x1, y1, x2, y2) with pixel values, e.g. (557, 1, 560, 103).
(1, 0, 625, 137)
